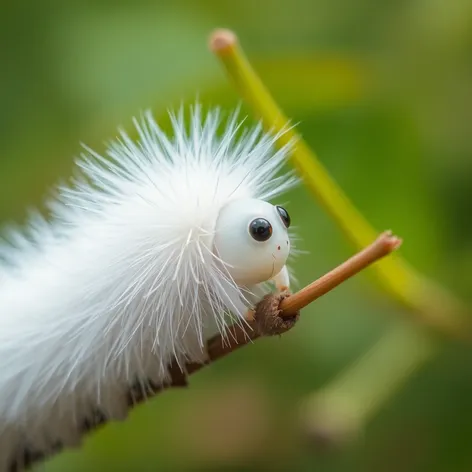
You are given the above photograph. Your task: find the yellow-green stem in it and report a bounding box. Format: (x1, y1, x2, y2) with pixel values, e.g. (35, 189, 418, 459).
(209, 29, 469, 340)
(303, 323, 438, 441)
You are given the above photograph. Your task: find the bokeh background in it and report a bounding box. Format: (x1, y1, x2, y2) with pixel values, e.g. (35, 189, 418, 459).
(2, 0, 472, 471)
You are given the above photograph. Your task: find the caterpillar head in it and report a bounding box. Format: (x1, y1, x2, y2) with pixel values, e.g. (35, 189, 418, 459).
(213, 198, 291, 286)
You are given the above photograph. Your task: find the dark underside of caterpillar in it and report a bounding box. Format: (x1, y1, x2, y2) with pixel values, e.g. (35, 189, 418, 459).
(8, 292, 299, 472)
(9, 364, 189, 472)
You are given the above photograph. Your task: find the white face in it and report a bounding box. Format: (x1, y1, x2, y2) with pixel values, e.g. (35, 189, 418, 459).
(213, 198, 291, 286)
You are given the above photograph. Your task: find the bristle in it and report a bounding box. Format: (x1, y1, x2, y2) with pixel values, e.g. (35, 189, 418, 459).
(0, 104, 297, 470)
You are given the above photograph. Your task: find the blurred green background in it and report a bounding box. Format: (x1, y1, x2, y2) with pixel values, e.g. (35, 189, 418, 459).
(2, 0, 472, 471)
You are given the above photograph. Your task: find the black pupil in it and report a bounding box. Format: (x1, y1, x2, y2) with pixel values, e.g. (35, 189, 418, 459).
(249, 218, 272, 242)
(276, 206, 291, 228)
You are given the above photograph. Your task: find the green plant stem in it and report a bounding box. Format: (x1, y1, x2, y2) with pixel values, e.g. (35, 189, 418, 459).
(302, 323, 438, 443)
(325, 324, 437, 420)
(209, 29, 469, 341)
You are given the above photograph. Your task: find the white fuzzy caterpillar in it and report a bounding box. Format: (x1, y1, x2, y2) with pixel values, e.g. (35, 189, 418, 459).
(0, 104, 298, 471)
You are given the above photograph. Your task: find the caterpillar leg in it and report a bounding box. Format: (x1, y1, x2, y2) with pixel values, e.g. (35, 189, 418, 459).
(271, 265, 290, 292)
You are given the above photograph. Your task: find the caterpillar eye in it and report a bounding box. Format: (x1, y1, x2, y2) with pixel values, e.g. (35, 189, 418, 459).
(249, 218, 273, 242)
(276, 205, 291, 228)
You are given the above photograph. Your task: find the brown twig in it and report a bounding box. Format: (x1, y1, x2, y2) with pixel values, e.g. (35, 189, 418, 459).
(280, 231, 402, 316)
(22, 232, 401, 472)
(188, 230, 402, 375)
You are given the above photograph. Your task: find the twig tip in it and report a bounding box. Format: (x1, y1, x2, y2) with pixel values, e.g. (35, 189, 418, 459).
(379, 230, 403, 252)
(208, 28, 238, 53)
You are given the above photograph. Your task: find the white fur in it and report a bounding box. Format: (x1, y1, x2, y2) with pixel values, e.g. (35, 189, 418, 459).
(0, 104, 297, 470)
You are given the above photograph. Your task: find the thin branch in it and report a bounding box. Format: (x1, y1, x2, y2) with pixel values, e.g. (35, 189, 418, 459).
(30, 233, 401, 471)
(281, 231, 402, 316)
(189, 231, 402, 375)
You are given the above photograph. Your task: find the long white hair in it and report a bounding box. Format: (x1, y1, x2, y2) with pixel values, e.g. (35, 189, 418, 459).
(0, 104, 297, 471)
